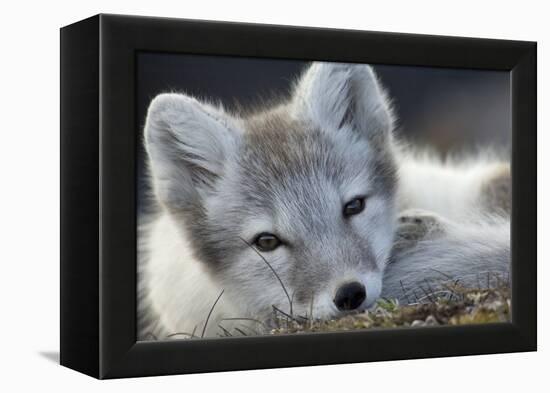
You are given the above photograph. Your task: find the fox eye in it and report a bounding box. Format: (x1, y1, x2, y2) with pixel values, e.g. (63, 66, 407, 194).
(254, 233, 281, 252)
(343, 197, 366, 217)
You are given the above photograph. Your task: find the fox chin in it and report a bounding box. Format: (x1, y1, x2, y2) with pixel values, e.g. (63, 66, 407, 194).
(138, 62, 510, 339)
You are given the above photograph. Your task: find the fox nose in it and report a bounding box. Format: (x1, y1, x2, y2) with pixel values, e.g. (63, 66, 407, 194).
(334, 281, 366, 311)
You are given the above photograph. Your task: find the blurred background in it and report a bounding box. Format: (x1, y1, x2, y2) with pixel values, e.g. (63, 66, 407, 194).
(137, 53, 511, 212)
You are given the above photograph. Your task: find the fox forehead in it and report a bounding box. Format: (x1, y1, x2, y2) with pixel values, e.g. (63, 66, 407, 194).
(233, 107, 398, 207)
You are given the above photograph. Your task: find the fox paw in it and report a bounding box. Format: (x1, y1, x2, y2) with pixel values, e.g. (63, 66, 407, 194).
(393, 209, 446, 251)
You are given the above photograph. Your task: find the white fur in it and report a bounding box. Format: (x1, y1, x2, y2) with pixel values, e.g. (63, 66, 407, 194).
(140, 214, 245, 338)
(396, 150, 508, 222)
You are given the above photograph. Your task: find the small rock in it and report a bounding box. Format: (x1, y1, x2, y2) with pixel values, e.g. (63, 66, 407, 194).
(411, 320, 425, 327)
(425, 315, 439, 326)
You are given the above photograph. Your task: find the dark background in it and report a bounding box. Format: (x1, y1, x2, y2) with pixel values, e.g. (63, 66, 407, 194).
(136, 53, 511, 213)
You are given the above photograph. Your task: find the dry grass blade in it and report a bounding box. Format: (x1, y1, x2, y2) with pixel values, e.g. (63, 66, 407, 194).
(272, 305, 301, 322)
(221, 317, 267, 328)
(399, 280, 411, 304)
(234, 327, 248, 336)
(201, 289, 225, 338)
(237, 323, 260, 335)
(418, 284, 435, 303)
(429, 268, 453, 279)
(165, 332, 196, 339)
(218, 324, 233, 337)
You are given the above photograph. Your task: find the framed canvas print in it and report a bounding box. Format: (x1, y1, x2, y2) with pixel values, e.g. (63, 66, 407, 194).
(60, 14, 537, 379)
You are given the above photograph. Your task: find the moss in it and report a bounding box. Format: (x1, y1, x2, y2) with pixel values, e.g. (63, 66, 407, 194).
(269, 284, 511, 335)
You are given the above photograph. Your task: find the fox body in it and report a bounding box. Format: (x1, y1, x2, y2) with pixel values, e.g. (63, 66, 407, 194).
(138, 63, 510, 339)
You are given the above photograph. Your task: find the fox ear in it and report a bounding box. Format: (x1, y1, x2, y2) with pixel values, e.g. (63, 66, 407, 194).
(292, 62, 394, 142)
(144, 93, 240, 209)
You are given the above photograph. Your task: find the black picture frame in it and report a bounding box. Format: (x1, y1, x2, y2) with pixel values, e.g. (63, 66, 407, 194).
(60, 14, 537, 379)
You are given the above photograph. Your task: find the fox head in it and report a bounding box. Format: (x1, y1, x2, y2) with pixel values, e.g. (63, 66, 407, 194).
(144, 62, 398, 320)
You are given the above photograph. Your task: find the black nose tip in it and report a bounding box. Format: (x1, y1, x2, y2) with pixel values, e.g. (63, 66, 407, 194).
(334, 281, 366, 311)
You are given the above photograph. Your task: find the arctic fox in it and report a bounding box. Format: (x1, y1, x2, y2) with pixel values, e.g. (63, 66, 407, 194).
(138, 62, 510, 339)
